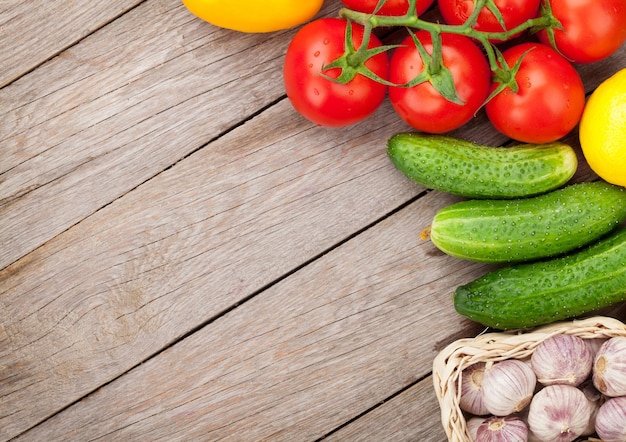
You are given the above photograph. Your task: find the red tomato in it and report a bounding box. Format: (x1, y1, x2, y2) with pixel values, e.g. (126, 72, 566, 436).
(537, 0, 626, 64)
(485, 43, 585, 143)
(341, 0, 435, 16)
(388, 32, 490, 133)
(438, 0, 540, 41)
(283, 18, 389, 127)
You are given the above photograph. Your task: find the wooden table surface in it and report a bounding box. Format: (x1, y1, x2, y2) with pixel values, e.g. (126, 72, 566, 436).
(1, 1, 625, 440)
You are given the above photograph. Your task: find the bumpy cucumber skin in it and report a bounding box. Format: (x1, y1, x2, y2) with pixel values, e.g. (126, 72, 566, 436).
(430, 181, 626, 263)
(387, 133, 578, 199)
(454, 227, 626, 330)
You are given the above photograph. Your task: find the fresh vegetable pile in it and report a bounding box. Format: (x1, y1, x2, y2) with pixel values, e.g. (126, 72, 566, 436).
(180, 2, 626, 440)
(459, 333, 626, 441)
(181, 2, 626, 440)
(389, 132, 626, 330)
(282, 0, 626, 143)
(183, 0, 626, 348)
(433, 317, 626, 442)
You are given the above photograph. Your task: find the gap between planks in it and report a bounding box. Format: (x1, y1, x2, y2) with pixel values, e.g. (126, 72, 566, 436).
(13, 183, 431, 439)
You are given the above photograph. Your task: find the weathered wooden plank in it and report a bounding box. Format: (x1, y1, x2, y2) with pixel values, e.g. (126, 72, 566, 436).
(12, 189, 490, 441)
(0, 97, 412, 439)
(1, 1, 622, 273)
(0, 0, 143, 88)
(0, 0, 335, 270)
(324, 377, 447, 442)
(2, 3, 623, 438)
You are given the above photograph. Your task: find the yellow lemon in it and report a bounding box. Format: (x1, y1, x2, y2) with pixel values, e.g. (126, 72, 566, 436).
(579, 68, 626, 187)
(181, 0, 323, 33)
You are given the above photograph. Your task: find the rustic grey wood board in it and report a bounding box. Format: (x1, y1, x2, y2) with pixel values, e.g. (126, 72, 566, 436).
(1, 0, 625, 440)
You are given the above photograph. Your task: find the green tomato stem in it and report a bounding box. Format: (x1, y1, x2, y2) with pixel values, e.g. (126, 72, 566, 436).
(330, 0, 557, 105)
(339, 8, 551, 44)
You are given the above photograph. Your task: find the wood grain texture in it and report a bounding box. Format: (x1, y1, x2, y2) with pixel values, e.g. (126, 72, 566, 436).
(13, 190, 490, 441)
(324, 377, 447, 441)
(0, 97, 413, 439)
(0, 0, 143, 88)
(0, 0, 335, 270)
(1, 0, 625, 439)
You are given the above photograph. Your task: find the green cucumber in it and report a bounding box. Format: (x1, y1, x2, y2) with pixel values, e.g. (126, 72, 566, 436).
(430, 181, 626, 263)
(387, 133, 578, 199)
(454, 226, 626, 330)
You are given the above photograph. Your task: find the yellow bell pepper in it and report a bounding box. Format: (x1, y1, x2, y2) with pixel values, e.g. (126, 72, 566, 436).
(181, 0, 324, 33)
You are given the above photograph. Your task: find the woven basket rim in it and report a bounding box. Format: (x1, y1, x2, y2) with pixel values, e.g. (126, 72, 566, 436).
(432, 315, 626, 442)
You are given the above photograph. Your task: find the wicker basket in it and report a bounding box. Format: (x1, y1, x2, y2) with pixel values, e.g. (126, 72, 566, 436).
(432, 316, 626, 442)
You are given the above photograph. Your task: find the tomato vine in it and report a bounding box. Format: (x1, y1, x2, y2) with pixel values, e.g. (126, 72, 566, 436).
(329, 0, 555, 96)
(283, 0, 624, 136)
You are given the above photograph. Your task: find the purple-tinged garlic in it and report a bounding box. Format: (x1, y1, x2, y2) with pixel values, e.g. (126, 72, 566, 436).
(459, 362, 489, 416)
(595, 396, 626, 442)
(475, 415, 528, 442)
(530, 334, 592, 387)
(467, 416, 487, 441)
(482, 360, 536, 416)
(527, 384, 591, 442)
(593, 336, 626, 397)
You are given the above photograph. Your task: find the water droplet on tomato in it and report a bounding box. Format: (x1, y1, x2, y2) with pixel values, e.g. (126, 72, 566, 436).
(314, 51, 320, 57)
(523, 76, 531, 88)
(313, 88, 320, 96)
(308, 63, 313, 69)
(323, 39, 329, 45)
(348, 90, 354, 96)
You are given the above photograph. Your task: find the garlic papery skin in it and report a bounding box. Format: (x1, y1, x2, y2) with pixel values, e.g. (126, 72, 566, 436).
(467, 416, 487, 441)
(459, 362, 489, 416)
(482, 360, 536, 416)
(594, 396, 626, 442)
(530, 334, 592, 387)
(527, 384, 591, 442)
(475, 416, 528, 442)
(592, 336, 626, 397)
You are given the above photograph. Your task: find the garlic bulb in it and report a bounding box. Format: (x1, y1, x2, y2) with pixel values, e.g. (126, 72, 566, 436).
(530, 334, 592, 386)
(527, 384, 591, 442)
(593, 336, 626, 397)
(459, 362, 489, 415)
(594, 396, 626, 442)
(467, 416, 487, 441)
(482, 360, 536, 416)
(475, 416, 528, 442)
